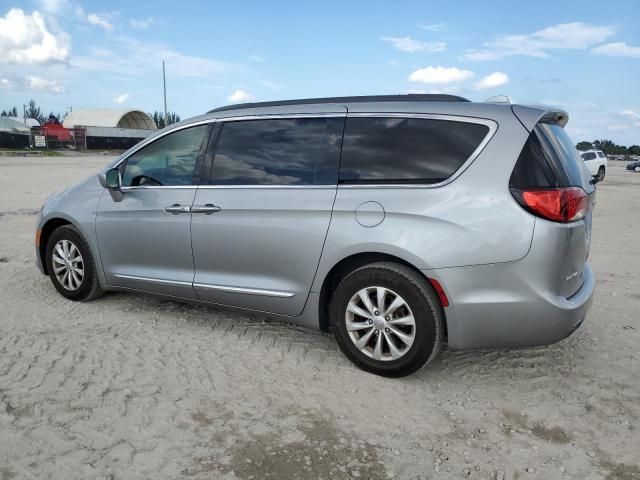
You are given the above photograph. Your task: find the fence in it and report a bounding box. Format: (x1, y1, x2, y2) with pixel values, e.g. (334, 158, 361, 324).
(30, 126, 87, 150)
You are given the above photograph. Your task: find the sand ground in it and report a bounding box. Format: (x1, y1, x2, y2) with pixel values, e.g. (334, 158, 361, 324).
(0, 155, 639, 480)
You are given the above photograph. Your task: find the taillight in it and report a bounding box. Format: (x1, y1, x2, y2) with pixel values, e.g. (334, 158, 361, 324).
(510, 187, 589, 223)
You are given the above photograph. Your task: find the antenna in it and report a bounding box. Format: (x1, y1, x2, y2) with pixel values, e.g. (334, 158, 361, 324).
(162, 60, 168, 127)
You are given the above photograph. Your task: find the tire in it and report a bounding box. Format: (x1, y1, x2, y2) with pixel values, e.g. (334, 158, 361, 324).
(45, 225, 103, 301)
(635, 166, 640, 173)
(597, 167, 605, 182)
(330, 262, 443, 377)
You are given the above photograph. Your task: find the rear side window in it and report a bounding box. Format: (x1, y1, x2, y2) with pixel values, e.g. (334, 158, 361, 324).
(510, 124, 591, 190)
(339, 117, 489, 184)
(209, 118, 343, 186)
(582, 152, 596, 161)
(597, 152, 605, 158)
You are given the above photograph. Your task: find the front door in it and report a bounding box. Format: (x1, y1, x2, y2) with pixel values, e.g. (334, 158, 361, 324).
(96, 123, 211, 299)
(191, 115, 345, 315)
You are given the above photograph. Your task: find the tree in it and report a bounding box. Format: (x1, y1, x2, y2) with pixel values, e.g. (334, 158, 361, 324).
(25, 100, 45, 124)
(576, 141, 593, 151)
(149, 110, 181, 129)
(628, 145, 640, 156)
(1, 107, 18, 117)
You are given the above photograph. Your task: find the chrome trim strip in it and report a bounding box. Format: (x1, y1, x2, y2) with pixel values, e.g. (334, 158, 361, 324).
(120, 184, 336, 191)
(193, 283, 295, 298)
(219, 112, 346, 122)
(196, 184, 336, 190)
(120, 185, 198, 191)
(113, 273, 193, 287)
(339, 113, 498, 189)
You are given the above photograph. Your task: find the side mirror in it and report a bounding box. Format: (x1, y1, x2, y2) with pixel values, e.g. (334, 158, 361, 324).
(105, 168, 121, 190)
(99, 168, 124, 202)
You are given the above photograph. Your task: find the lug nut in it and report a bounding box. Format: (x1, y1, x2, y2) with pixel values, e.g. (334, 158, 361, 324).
(368, 319, 373, 325)
(374, 310, 379, 316)
(374, 330, 379, 335)
(385, 316, 390, 321)
(385, 327, 390, 333)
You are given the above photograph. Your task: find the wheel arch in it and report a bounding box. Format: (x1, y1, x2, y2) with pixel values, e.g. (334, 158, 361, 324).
(38, 217, 76, 275)
(317, 252, 447, 333)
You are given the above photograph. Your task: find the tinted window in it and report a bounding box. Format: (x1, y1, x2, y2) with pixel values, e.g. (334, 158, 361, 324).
(537, 124, 591, 189)
(597, 152, 605, 158)
(122, 125, 208, 187)
(339, 117, 489, 184)
(510, 124, 591, 190)
(209, 118, 342, 185)
(582, 152, 597, 161)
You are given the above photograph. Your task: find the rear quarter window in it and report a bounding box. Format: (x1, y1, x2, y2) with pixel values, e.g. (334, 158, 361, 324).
(582, 152, 597, 161)
(339, 117, 490, 184)
(510, 123, 592, 192)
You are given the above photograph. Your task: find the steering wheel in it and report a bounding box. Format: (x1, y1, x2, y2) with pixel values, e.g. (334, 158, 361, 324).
(130, 175, 163, 187)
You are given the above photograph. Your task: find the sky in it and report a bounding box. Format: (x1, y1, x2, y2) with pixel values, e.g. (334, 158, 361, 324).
(1, 0, 639, 145)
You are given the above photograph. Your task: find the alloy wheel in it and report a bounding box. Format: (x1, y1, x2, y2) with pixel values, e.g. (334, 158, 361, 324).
(345, 286, 416, 361)
(52, 239, 84, 291)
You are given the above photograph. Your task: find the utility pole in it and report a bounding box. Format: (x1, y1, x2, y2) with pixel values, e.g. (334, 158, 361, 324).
(162, 60, 168, 127)
(23, 104, 27, 126)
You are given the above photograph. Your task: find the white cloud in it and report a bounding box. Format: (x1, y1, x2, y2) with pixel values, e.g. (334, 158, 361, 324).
(113, 93, 130, 104)
(381, 36, 446, 53)
(408, 66, 474, 84)
(1, 78, 11, 87)
(129, 17, 154, 29)
(592, 42, 640, 58)
(25, 75, 64, 93)
(259, 80, 284, 91)
(474, 71, 509, 90)
(621, 110, 640, 127)
(36, 0, 69, 14)
(228, 90, 253, 103)
(0, 8, 70, 64)
(419, 23, 445, 32)
(463, 22, 615, 60)
(87, 13, 113, 31)
(71, 37, 241, 78)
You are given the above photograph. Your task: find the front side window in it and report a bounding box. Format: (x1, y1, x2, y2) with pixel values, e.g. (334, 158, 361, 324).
(209, 118, 342, 186)
(122, 125, 208, 187)
(339, 117, 490, 184)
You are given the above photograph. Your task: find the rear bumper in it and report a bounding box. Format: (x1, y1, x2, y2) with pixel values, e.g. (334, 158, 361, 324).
(424, 262, 594, 350)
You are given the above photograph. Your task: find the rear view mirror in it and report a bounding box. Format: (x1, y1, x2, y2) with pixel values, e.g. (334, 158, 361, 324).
(105, 168, 121, 190)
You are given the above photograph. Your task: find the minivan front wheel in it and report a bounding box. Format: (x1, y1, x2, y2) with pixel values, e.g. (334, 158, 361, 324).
(46, 225, 103, 301)
(330, 262, 443, 377)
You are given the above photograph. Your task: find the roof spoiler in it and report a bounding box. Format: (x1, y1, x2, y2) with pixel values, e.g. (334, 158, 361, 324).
(484, 95, 512, 104)
(512, 104, 569, 130)
(483, 95, 569, 129)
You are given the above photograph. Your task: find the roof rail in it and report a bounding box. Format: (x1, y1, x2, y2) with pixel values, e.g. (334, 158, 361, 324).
(208, 94, 470, 113)
(484, 95, 512, 104)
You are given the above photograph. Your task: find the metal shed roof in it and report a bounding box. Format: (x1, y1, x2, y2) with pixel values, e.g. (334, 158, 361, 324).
(63, 109, 157, 130)
(0, 116, 30, 134)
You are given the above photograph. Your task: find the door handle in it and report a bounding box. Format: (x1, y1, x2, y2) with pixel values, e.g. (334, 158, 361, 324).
(191, 203, 222, 215)
(164, 204, 191, 215)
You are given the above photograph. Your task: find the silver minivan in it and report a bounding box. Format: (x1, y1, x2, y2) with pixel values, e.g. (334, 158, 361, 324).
(35, 95, 596, 376)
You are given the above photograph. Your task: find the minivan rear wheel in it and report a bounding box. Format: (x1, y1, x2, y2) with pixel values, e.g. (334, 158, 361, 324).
(330, 262, 443, 377)
(46, 225, 103, 301)
(597, 167, 605, 182)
